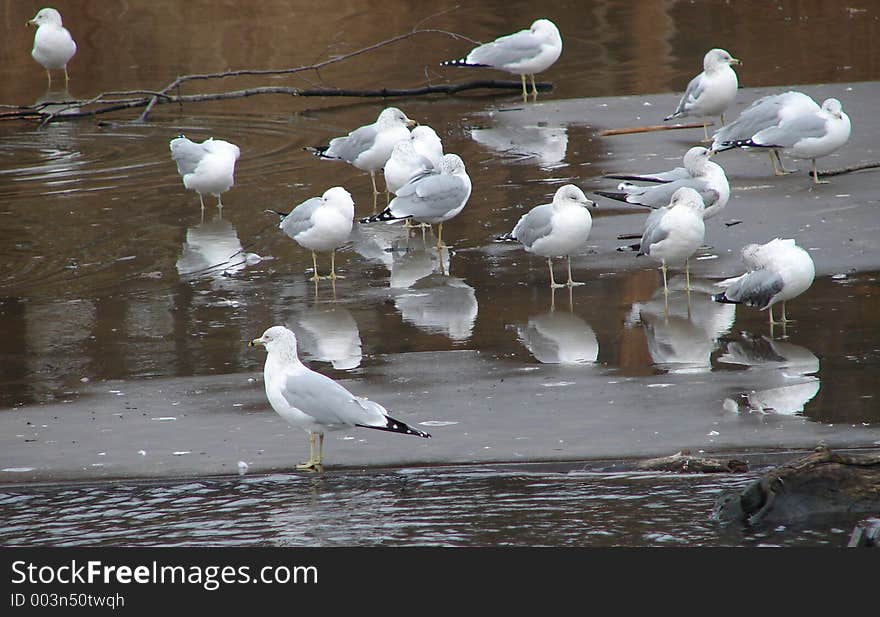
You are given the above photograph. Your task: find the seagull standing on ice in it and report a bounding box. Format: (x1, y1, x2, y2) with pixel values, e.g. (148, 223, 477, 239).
(268, 187, 355, 282)
(441, 19, 563, 100)
(497, 185, 596, 288)
(27, 8, 77, 86)
(307, 107, 416, 201)
(249, 326, 430, 471)
(665, 48, 741, 141)
(713, 238, 815, 328)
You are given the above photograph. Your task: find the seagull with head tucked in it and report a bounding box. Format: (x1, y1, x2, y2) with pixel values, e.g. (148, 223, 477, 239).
(27, 8, 77, 86)
(170, 135, 241, 213)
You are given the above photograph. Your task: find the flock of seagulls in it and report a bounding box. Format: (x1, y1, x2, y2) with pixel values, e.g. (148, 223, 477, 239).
(27, 10, 853, 469)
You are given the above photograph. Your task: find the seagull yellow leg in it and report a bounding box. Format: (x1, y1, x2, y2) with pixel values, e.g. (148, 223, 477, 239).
(216, 193, 224, 210)
(702, 122, 710, 143)
(46, 69, 52, 87)
(685, 259, 691, 292)
(297, 433, 321, 471)
(548, 258, 564, 289)
(530, 74, 538, 98)
(328, 250, 344, 280)
(661, 263, 669, 296)
(811, 159, 830, 184)
(198, 193, 206, 214)
(317, 433, 325, 467)
(64, 67, 70, 85)
(309, 251, 321, 282)
(520, 74, 528, 100)
(436, 222, 444, 251)
(566, 256, 584, 287)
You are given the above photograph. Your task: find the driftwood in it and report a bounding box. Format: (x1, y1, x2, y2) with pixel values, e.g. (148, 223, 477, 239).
(712, 446, 880, 526)
(598, 122, 709, 137)
(0, 19, 549, 126)
(634, 450, 749, 474)
(816, 161, 880, 178)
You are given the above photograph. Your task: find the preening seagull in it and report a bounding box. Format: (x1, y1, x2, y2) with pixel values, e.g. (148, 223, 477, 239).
(716, 98, 851, 184)
(665, 48, 741, 141)
(497, 184, 596, 288)
(268, 186, 355, 282)
(636, 187, 706, 294)
(710, 91, 820, 175)
(361, 153, 472, 251)
(169, 135, 241, 212)
(596, 147, 730, 220)
(307, 107, 416, 197)
(249, 326, 430, 471)
(441, 19, 563, 100)
(713, 238, 815, 327)
(27, 8, 76, 86)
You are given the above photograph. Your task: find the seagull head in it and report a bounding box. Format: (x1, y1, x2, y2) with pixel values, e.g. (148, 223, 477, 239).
(704, 48, 741, 71)
(249, 326, 298, 357)
(28, 8, 63, 28)
(321, 186, 355, 214)
(530, 19, 561, 43)
(554, 184, 596, 208)
(439, 153, 466, 175)
(821, 98, 844, 118)
(378, 107, 417, 129)
(670, 186, 705, 213)
(683, 146, 712, 173)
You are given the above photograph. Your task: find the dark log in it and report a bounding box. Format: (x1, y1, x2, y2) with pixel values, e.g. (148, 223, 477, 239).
(712, 446, 880, 526)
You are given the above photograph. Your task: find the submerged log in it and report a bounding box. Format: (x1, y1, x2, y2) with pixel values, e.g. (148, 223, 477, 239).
(712, 446, 880, 526)
(634, 450, 749, 473)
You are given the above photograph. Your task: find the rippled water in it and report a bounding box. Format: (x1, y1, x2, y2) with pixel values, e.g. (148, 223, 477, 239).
(0, 466, 860, 547)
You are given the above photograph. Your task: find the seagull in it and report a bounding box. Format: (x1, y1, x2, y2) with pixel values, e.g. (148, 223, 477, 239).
(712, 238, 815, 328)
(596, 147, 729, 220)
(360, 153, 472, 252)
(710, 91, 820, 175)
(636, 187, 706, 294)
(249, 326, 430, 471)
(665, 48, 741, 141)
(383, 125, 444, 195)
(496, 185, 596, 288)
(441, 19, 563, 100)
(268, 187, 355, 282)
(169, 135, 241, 212)
(715, 98, 851, 184)
(27, 8, 76, 86)
(307, 107, 416, 198)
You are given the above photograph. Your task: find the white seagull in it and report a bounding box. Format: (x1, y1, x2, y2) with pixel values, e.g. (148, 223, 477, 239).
(170, 135, 241, 212)
(361, 153, 472, 251)
(249, 326, 430, 471)
(268, 186, 355, 282)
(665, 48, 741, 141)
(307, 107, 416, 197)
(710, 91, 820, 175)
(713, 238, 815, 327)
(637, 187, 706, 294)
(497, 184, 596, 288)
(441, 19, 563, 100)
(27, 8, 77, 86)
(597, 146, 730, 220)
(383, 125, 444, 195)
(715, 98, 851, 184)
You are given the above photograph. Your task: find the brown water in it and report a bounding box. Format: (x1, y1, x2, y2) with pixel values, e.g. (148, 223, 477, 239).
(2, 0, 880, 546)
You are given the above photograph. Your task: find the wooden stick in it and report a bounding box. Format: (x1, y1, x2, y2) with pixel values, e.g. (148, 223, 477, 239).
(816, 161, 880, 178)
(598, 122, 711, 137)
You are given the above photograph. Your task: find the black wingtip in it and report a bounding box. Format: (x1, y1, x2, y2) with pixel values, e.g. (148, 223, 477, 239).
(359, 208, 400, 224)
(358, 417, 431, 439)
(440, 59, 487, 68)
(712, 292, 738, 304)
(304, 145, 330, 157)
(495, 232, 518, 243)
(594, 190, 627, 203)
(604, 174, 668, 184)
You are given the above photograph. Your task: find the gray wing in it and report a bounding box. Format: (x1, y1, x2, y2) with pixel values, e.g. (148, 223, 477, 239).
(670, 73, 705, 117)
(752, 113, 828, 148)
(719, 270, 784, 309)
(170, 137, 207, 176)
(467, 29, 543, 67)
(512, 204, 554, 248)
(324, 124, 378, 162)
(626, 177, 718, 211)
(280, 197, 322, 240)
(280, 369, 385, 427)
(389, 174, 468, 220)
(638, 208, 670, 256)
